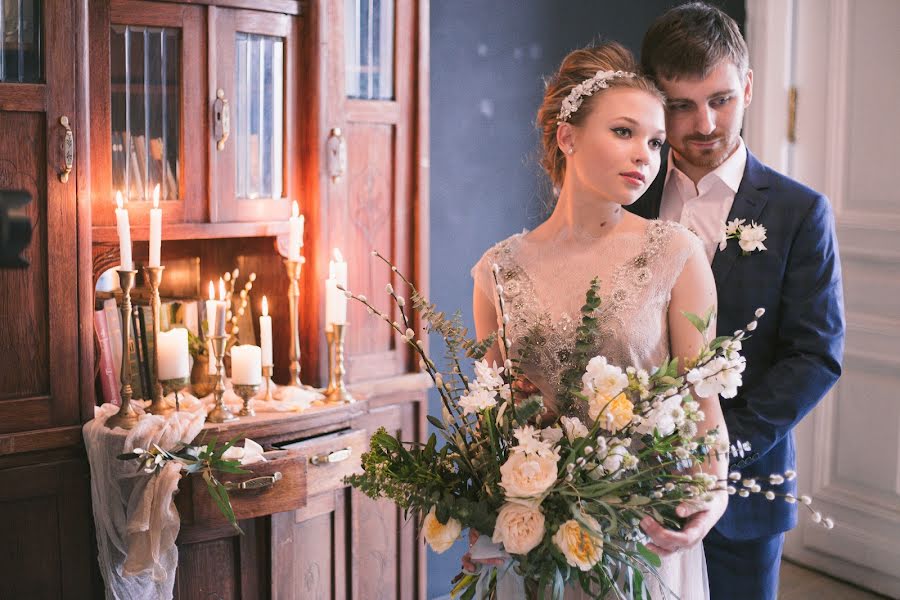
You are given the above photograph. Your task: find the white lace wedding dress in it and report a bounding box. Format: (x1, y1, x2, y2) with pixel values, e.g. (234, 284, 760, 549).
(472, 219, 710, 600)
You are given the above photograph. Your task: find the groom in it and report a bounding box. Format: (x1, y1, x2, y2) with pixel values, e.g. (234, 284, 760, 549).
(630, 4, 845, 599)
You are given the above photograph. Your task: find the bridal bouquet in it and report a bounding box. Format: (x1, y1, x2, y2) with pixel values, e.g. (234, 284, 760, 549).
(343, 252, 827, 600)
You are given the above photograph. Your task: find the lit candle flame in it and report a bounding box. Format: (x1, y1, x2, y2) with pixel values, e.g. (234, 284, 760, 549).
(292, 200, 299, 218)
(218, 277, 226, 301)
(152, 184, 160, 209)
(332, 247, 343, 262)
(116, 190, 124, 210)
(208, 280, 215, 301)
(262, 295, 269, 317)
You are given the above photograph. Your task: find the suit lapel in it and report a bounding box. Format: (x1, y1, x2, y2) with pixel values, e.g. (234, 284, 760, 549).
(711, 151, 770, 285)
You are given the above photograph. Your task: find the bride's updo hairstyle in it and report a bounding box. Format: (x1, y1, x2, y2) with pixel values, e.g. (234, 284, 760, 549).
(537, 42, 664, 190)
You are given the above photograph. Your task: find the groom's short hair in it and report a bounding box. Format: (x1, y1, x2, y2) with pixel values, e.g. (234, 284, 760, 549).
(641, 2, 749, 81)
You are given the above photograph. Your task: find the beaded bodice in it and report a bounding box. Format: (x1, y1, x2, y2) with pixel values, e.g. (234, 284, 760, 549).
(472, 220, 702, 409)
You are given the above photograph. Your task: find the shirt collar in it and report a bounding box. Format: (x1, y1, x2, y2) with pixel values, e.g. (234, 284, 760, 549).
(664, 138, 747, 196)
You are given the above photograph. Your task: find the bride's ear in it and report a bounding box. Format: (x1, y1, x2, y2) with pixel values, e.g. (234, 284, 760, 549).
(557, 122, 576, 156)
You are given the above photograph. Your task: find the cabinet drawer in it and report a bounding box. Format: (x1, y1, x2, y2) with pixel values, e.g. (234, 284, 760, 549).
(176, 448, 307, 527)
(278, 429, 366, 496)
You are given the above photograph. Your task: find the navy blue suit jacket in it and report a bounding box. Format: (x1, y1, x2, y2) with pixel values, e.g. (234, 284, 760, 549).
(629, 150, 845, 539)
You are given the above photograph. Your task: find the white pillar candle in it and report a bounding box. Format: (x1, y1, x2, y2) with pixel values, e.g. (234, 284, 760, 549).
(325, 278, 347, 325)
(149, 184, 162, 267)
(325, 247, 348, 326)
(231, 345, 262, 385)
(259, 295, 273, 366)
(114, 191, 133, 270)
(206, 280, 217, 374)
(288, 201, 304, 261)
(157, 328, 190, 380)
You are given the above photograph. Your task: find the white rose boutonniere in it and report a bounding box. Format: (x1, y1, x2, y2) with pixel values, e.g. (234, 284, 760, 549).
(719, 218, 767, 255)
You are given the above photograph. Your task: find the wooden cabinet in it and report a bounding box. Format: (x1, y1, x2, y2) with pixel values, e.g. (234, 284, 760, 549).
(0, 0, 428, 597)
(0, 0, 80, 437)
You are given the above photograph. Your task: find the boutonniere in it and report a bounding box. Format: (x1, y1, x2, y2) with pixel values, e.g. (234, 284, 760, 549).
(719, 218, 767, 255)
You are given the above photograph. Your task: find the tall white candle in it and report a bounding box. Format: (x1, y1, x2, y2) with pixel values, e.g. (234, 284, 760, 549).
(231, 345, 262, 385)
(206, 280, 217, 374)
(288, 201, 304, 261)
(259, 296, 273, 366)
(149, 184, 162, 267)
(330, 247, 348, 286)
(214, 277, 227, 337)
(114, 191, 133, 270)
(325, 278, 347, 325)
(325, 247, 348, 325)
(157, 328, 190, 380)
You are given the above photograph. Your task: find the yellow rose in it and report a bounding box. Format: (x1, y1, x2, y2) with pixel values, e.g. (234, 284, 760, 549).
(552, 516, 603, 571)
(589, 392, 634, 433)
(500, 451, 558, 500)
(492, 502, 545, 555)
(423, 507, 462, 554)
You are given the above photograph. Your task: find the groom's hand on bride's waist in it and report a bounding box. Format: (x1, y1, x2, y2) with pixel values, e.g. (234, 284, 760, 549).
(640, 492, 728, 557)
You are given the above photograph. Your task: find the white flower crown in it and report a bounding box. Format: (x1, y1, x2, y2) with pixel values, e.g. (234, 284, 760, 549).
(557, 70, 636, 123)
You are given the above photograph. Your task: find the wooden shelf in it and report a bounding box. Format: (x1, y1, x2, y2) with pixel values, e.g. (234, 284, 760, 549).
(92, 220, 290, 242)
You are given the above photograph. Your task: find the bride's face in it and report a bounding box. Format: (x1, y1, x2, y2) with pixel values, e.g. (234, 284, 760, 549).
(562, 88, 665, 205)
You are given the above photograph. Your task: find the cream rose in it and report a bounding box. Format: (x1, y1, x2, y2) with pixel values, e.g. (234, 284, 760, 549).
(552, 516, 603, 571)
(492, 502, 545, 555)
(422, 507, 462, 554)
(589, 392, 634, 433)
(500, 451, 558, 499)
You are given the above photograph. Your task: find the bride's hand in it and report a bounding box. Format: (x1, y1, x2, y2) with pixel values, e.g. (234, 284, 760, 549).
(511, 377, 539, 403)
(639, 490, 728, 557)
(460, 529, 504, 572)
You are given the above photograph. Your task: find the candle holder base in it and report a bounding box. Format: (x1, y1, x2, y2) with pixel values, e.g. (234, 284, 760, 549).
(207, 404, 238, 423)
(161, 377, 190, 412)
(146, 382, 176, 416)
(234, 383, 260, 417)
(106, 401, 140, 430)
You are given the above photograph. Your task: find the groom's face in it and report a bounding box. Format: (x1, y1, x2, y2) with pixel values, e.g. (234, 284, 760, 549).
(656, 60, 753, 174)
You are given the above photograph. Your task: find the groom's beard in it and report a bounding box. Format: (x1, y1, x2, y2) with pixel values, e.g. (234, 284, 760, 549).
(672, 132, 740, 171)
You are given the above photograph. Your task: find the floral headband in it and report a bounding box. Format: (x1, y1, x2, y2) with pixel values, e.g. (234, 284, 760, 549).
(557, 70, 636, 123)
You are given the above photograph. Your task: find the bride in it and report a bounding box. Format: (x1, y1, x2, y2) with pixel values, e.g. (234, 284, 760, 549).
(467, 42, 729, 599)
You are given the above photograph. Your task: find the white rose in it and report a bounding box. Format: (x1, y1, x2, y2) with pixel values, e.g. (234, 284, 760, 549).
(738, 223, 767, 253)
(560, 416, 589, 442)
(500, 451, 558, 499)
(422, 507, 462, 554)
(540, 426, 563, 445)
(492, 502, 545, 555)
(553, 516, 603, 571)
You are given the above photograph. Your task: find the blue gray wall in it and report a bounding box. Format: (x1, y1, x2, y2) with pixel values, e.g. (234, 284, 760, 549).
(427, 2, 745, 597)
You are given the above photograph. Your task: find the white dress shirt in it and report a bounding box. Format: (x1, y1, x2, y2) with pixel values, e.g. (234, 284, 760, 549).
(660, 139, 748, 263)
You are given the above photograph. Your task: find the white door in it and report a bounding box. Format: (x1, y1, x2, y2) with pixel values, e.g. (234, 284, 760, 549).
(746, 1, 900, 597)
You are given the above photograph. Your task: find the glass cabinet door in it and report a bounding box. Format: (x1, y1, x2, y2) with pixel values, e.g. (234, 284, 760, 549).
(0, 0, 41, 83)
(211, 8, 295, 223)
(344, 0, 394, 100)
(91, 0, 206, 229)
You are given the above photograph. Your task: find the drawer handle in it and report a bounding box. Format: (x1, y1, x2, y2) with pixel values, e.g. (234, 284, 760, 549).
(224, 471, 282, 491)
(310, 447, 351, 466)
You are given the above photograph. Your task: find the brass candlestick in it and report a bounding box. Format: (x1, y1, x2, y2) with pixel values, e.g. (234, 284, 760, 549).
(325, 323, 354, 404)
(324, 325, 337, 396)
(107, 269, 140, 430)
(144, 265, 174, 416)
(284, 257, 310, 388)
(262, 365, 275, 401)
(161, 377, 189, 412)
(234, 383, 260, 417)
(206, 335, 237, 423)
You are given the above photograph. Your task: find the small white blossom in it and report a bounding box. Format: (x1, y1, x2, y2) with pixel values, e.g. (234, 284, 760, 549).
(824, 518, 834, 529)
(746, 320, 758, 331)
(812, 512, 822, 524)
(765, 491, 776, 500)
(800, 495, 812, 505)
(755, 308, 766, 318)
(385, 283, 394, 294)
